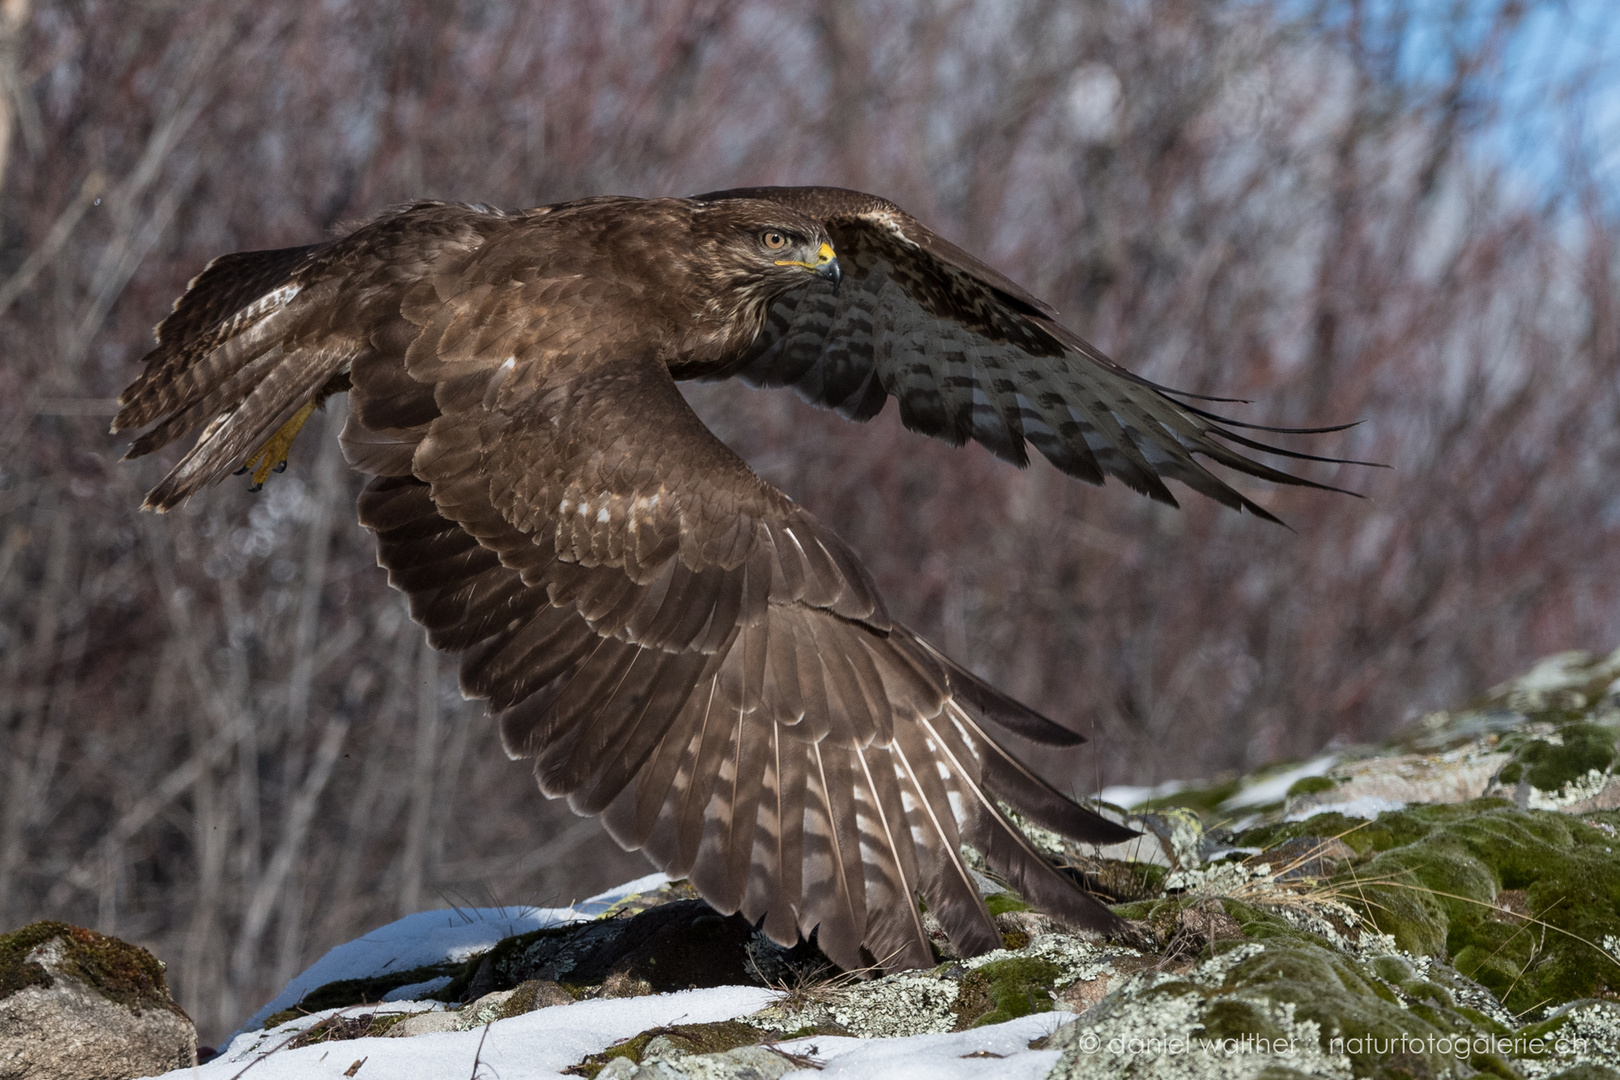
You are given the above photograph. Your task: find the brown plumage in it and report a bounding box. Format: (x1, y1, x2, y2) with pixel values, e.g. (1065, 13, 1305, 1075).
(114, 188, 1353, 973)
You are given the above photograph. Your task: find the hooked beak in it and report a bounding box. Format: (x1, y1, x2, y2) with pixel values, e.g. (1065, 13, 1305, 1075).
(777, 242, 842, 292)
(819, 251, 842, 291)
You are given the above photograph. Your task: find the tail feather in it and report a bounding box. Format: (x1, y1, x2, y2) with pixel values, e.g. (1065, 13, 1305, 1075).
(115, 244, 323, 432)
(123, 340, 290, 459)
(139, 345, 354, 511)
(113, 243, 361, 512)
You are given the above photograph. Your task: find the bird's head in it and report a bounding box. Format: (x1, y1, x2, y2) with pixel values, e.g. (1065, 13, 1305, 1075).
(689, 199, 842, 300)
(661, 198, 842, 369)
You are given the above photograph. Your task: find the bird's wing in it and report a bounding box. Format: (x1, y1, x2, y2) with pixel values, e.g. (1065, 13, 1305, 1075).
(345, 274, 1135, 971)
(695, 186, 1360, 522)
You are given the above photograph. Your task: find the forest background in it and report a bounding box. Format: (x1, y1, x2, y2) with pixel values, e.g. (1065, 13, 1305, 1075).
(2, 0, 1617, 1044)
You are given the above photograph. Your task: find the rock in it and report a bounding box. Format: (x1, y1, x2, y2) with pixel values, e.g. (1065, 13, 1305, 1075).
(383, 979, 579, 1036)
(460, 899, 828, 999)
(461, 987, 523, 1027)
(568, 1019, 797, 1078)
(387, 1008, 460, 1037)
(596, 1044, 799, 1079)
(1138, 807, 1207, 870)
(1283, 748, 1509, 818)
(0, 921, 195, 1080)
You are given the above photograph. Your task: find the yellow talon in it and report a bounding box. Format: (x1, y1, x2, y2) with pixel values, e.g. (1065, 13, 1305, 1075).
(242, 399, 317, 489)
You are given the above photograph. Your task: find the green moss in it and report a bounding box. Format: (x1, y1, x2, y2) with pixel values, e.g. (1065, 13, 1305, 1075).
(496, 979, 576, 1019)
(1496, 723, 1616, 792)
(1237, 798, 1511, 857)
(563, 1019, 767, 1077)
(1286, 776, 1337, 798)
(261, 1007, 305, 1029)
(0, 926, 53, 1000)
(984, 893, 1030, 916)
(0, 921, 183, 1016)
(1207, 937, 1517, 1079)
(1222, 802, 1620, 1016)
(950, 956, 1062, 1029)
(1235, 802, 1620, 1014)
(1360, 810, 1620, 1011)
(999, 929, 1030, 950)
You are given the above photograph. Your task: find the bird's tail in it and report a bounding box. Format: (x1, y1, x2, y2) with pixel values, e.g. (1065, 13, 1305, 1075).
(112, 243, 355, 511)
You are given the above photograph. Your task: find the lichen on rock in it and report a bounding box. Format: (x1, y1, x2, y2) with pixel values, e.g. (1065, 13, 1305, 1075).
(0, 922, 196, 1080)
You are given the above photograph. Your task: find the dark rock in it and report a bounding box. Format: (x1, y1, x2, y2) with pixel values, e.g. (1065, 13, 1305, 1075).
(473, 899, 832, 998)
(0, 921, 195, 1079)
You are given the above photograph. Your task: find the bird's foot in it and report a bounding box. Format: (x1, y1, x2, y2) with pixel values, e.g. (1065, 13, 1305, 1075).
(239, 399, 317, 492)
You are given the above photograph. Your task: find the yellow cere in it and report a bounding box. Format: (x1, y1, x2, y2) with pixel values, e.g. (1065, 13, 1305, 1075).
(775, 241, 838, 270)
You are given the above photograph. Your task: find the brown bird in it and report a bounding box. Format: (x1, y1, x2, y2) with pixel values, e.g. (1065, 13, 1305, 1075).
(114, 187, 1351, 972)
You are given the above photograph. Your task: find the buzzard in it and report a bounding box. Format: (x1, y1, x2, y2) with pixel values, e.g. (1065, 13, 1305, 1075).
(114, 187, 1351, 972)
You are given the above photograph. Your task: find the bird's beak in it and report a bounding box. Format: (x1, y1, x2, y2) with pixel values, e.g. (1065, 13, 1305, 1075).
(777, 242, 842, 291)
(818, 248, 842, 292)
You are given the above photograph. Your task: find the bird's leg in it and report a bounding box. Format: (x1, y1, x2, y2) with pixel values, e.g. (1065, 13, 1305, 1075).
(238, 399, 318, 491)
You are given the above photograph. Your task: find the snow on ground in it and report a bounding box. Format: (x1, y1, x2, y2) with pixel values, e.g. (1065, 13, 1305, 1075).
(150, 869, 1076, 1080)
(237, 872, 670, 1035)
(155, 985, 778, 1080)
(148, 994, 1069, 1080)
(777, 1012, 1068, 1079)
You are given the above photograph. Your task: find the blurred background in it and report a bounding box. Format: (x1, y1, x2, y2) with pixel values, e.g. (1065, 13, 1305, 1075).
(2, 0, 1618, 1043)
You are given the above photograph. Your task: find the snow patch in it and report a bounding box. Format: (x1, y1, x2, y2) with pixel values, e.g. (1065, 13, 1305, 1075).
(236, 872, 669, 1035)
(1284, 795, 1406, 821)
(1221, 755, 1338, 809)
(162, 985, 775, 1080)
(778, 1012, 1068, 1079)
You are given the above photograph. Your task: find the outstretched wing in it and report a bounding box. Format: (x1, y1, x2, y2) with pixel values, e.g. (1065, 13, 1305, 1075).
(347, 272, 1135, 972)
(695, 186, 1359, 522)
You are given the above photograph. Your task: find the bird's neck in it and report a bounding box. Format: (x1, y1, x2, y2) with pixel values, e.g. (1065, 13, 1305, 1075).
(663, 283, 775, 380)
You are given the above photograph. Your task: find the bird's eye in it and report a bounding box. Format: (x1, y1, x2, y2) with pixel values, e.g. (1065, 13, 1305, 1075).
(761, 230, 790, 251)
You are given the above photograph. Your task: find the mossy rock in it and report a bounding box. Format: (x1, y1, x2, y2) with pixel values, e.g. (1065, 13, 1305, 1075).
(1210, 940, 1508, 1078)
(951, 955, 1062, 1028)
(0, 921, 184, 1016)
(1232, 801, 1620, 1014)
(1544, 1067, 1620, 1080)
(563, 1019, 769, 1078)
(1497, 723, 1616, 791)
(1053, 933, 1529, 1080)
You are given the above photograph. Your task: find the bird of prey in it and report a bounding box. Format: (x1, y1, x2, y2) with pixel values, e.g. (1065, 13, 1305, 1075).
(114, 186, 1350, 973)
